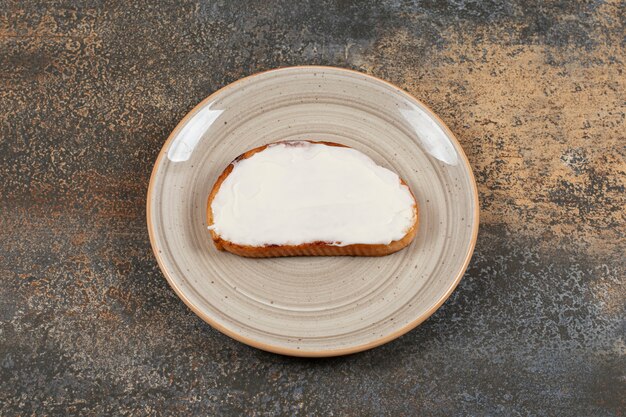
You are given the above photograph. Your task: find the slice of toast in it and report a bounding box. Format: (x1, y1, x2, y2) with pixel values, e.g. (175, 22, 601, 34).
(207, 141, 418, 257)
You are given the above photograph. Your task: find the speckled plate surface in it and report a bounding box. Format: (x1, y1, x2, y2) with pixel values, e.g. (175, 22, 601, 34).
(147, 66, 479, 357)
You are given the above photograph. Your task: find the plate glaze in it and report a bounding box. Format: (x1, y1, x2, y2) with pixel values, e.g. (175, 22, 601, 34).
(147, 66, 479, 356)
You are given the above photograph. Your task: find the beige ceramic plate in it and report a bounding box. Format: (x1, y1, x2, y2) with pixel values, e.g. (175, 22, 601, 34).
(147, 66, 479, 357)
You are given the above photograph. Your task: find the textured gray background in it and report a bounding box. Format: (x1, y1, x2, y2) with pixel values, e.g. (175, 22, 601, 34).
(1, 0, 625, 415)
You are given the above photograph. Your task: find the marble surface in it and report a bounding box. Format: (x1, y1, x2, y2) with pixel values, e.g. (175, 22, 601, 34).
(1, 1, 624, 415)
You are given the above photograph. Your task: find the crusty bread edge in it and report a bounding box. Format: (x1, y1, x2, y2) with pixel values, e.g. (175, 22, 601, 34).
(207, 141, 419, 257)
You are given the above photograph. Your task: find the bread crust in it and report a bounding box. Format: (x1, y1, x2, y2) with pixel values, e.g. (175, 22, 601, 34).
(207, 141, 419, 257)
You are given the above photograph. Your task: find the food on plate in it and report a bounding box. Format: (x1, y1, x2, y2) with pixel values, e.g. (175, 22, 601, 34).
(207, 140, 418, 257)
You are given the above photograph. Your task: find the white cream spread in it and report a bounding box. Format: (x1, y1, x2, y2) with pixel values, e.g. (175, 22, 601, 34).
(209, 141, 417, 247)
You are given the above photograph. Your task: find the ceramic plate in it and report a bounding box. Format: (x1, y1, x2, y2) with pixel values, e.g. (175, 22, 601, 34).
(147, 66, 479, 356)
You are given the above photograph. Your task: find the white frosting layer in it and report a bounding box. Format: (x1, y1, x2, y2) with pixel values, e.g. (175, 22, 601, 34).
(209, 142, 417, 246)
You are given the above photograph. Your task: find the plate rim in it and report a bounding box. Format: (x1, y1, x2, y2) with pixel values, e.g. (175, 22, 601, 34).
(146, 65, 480, 357)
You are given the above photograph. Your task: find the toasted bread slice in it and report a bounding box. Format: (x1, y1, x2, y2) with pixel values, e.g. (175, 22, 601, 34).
(207, 141, 418, 257)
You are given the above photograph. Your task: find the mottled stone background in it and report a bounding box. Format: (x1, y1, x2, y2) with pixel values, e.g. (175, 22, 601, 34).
(1, 0, 624, 415)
